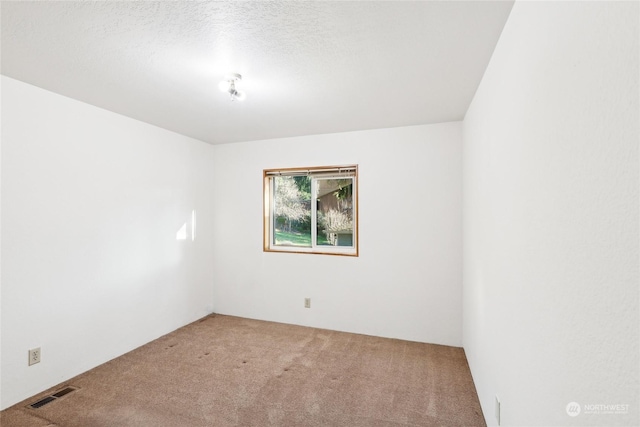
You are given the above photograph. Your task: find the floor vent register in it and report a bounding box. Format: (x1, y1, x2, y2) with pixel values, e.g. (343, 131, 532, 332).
(28, 386, 79, 409)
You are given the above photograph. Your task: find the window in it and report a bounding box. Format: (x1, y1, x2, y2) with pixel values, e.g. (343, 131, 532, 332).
(263, 165, 358, 256)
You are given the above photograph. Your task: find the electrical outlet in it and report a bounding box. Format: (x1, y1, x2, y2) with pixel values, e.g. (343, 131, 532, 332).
(495, 395, 501, 425)
(304, 298, 311, 308)
(28, 347, 41, 366)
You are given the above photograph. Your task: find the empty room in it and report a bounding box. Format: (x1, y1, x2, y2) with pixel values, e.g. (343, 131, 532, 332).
(0, 1, 638, 426)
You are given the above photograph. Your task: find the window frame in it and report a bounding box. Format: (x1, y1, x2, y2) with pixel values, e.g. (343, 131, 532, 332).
(263, 165, 359, 257)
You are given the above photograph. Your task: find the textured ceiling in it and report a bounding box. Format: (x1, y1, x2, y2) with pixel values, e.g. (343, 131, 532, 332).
(1, 1, 514, 145)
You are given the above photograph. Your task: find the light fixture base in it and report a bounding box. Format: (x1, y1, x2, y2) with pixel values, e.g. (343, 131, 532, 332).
(219, 73, 246, 101)
(225, 73, 242, 82)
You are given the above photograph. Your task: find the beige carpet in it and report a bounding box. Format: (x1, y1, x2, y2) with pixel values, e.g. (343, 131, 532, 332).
(1, 315, 486, 426)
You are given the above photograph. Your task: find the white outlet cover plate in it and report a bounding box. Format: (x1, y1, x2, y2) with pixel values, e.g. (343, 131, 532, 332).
(29, 347, 41, 366)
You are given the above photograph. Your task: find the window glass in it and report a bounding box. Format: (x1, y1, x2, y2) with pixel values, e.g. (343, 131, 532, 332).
(264, 166, 358, 256)
(316, 178, 354, 247)
(273, 176, 311, 247)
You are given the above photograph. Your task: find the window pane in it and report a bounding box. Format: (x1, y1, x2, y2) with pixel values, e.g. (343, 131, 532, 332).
(273, 176, 311, 247)
(316, 178, 354, 247)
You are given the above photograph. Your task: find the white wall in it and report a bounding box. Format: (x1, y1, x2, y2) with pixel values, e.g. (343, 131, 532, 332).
(0, 76, 215, 409)
(463, 2, 638, 426)
(212, 123, 462, 346)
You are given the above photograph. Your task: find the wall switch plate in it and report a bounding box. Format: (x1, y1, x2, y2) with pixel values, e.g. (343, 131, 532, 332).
(304, 298, 311, 308)
(29, 347, 41, 366)
(495, 395, 501, 425)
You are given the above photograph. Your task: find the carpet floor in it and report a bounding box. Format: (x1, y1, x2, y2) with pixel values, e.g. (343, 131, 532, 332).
(0, 314, 486, 426)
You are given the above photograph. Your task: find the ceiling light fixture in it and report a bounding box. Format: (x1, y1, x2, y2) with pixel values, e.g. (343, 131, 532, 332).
(218, 73, 246, 101)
